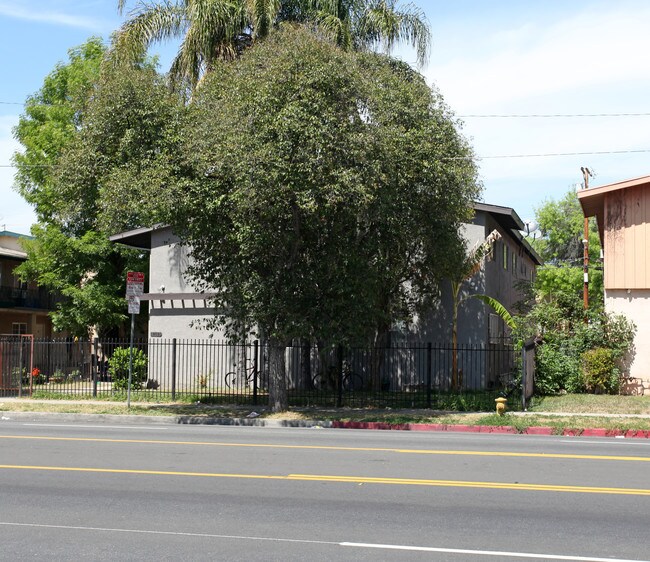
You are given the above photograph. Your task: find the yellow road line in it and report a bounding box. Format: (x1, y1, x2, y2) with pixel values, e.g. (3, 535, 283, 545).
(0, 434, 649, 463)
(1, 464, 649, 495)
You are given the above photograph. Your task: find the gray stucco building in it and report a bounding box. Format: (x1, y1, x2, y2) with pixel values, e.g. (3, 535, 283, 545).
(110, 203, 541, 345)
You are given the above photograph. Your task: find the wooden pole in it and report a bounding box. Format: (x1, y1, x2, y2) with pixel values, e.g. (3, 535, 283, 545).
(580, 167, 593, 318)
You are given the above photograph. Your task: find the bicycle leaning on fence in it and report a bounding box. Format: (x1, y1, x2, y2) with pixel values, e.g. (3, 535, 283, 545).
(312, 360, 363, 392)
(224, 360, 258, 389)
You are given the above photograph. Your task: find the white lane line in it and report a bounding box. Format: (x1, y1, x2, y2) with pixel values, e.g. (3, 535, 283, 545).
(558, 440, 650, 447)
(0, 522, 645, 561)
(22, 424, 167, 430)
(341, 542, 649, 561)
(0, 522, 333, 545)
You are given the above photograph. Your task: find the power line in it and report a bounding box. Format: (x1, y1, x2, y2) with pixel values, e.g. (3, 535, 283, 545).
(0, 164, 54, 168)
(3, 148, 650, 168)
(444, 149, 650, 160)
(458, 112, 650, 118)
(2, 99, 650, 118)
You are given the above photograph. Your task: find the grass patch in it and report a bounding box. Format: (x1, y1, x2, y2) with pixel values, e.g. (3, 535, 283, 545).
(530, 394, 650, 415)
(4, 393, 650, 434)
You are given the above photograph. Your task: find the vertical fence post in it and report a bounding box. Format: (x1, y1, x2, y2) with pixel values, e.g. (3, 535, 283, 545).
(171, 338, 177, 401)
(521, 344, 526, 411)
(426, 342, 432, 409)
(336, 344, 343, 408)
(253, 340, 259, 405)
(92, 337, 98, 398)
(18, 340, 23, 398)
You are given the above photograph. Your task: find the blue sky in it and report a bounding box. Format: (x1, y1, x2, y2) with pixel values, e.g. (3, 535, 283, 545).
(2, 0, 650, 235)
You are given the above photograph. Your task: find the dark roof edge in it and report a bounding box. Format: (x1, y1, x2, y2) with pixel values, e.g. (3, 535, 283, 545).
(108, 224, 168, 250)
(473, 202, 542, 265)
(472, 202, 525, 231)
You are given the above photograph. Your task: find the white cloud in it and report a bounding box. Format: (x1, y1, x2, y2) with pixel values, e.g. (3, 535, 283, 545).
(0, 2, 104, 30)
(429, 5, 650, 112)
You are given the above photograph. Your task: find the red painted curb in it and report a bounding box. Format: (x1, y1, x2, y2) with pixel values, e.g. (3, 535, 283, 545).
(447, 424, 482, 432)
(581, 428, 608, 437)
(562, 429, 582, 436)
(330, 420, 650, 438)
(524, 427, 554, 435)
(409, 423, 447, 431)
(480, 425, 518, 434)
(625, 430, 650, 438)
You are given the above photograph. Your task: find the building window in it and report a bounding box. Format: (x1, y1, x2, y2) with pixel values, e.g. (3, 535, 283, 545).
(512, 253, 517, 274)
(12, 322, 27, 335)
(489, 313, 503, 344)
(503, 244, 508, 270)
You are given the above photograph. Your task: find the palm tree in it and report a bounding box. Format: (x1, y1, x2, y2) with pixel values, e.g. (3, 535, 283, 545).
(113, 0, 430, 90)
(309, 0, 430, 66)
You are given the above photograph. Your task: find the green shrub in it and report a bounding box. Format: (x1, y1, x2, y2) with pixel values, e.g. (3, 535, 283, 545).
(581, 347, 618, 394)
(535, 344, 581, 395)
(108, 347, 148, 390)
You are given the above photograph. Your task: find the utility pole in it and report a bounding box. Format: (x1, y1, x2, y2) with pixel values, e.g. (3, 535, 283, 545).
(580, 167, 593, 317)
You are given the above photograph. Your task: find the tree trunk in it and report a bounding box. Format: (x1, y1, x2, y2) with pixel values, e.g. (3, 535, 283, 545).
(370, 324, 390, 391)
(267, 336, 288, 412)
(451, 283, 460, 392)
(236, 330, 248, 392)
(300, 338, 312, 390)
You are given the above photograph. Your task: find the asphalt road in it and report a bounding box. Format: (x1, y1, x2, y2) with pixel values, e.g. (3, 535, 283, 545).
(1, 420, 649, 561)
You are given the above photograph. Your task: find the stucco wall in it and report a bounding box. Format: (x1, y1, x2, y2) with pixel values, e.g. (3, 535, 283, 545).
(147, 227, 223, 340)
(0, 234, 27, 255)
(605, 289, 650, 391)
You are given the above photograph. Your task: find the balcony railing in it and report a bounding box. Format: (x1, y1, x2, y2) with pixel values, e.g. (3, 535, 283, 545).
(0, 285, 58, 310)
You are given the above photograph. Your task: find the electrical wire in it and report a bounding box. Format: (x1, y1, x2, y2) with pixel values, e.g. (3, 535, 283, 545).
(458, 112, 650, 118)
(2, 99, 650, 118)
(3, 147, 650, 167)
(443, 149, 650, 160)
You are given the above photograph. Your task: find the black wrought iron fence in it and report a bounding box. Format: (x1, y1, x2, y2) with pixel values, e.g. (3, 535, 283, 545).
(0, 337, 522, 408)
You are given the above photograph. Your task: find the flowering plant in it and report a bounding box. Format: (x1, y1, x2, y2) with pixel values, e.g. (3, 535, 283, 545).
(31, 368, 41, 377)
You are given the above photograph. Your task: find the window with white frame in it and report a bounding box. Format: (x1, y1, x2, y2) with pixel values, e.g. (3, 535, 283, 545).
(12, 322, 27, 335)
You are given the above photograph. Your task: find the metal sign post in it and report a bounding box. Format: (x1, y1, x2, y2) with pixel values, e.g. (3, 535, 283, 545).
(125, 272, 144, 408)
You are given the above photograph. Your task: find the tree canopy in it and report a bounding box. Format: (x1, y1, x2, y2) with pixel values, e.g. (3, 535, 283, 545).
(532, 188, 600, 265)
(13, 39, 178, 336)
(531, 188, 603, 309)
(169, 26, 478, 347)
(13, 37, 105, 223)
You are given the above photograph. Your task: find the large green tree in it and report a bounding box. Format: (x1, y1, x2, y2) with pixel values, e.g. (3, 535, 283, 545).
(13, 41, 181, 336)
(532, 188, 603, 310)
(169, 27, 478, 409)
(113, 0, 430, 90)
(13, 37, 105, 222)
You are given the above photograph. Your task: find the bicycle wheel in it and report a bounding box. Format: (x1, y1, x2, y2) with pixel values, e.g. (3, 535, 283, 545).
(224, 372, 237, 389)
(311, 373, 322, 390)
(343, 372, 363, 391)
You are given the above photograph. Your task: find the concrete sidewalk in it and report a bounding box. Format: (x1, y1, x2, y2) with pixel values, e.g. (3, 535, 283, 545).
(2, 397, 650, 438)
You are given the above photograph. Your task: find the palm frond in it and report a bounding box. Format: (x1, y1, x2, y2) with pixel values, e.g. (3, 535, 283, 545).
(471, 294, 517, 330)
(312, 11, 352, 50)
(111, 3, 187, 63)
(356, 0, 430, 66)
(461, 229, 501, 281)
(246, 0, 281, 38)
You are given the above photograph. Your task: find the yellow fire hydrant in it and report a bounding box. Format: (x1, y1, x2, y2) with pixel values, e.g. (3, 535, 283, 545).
(495, 397, 507, 416)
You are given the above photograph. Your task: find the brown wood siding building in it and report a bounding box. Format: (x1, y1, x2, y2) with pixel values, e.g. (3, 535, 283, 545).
(578, 175, 650, 390)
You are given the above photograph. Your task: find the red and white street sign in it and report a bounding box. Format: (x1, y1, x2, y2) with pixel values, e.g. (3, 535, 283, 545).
(127, 271, 145, 283)
(126, 271, 145, 297)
